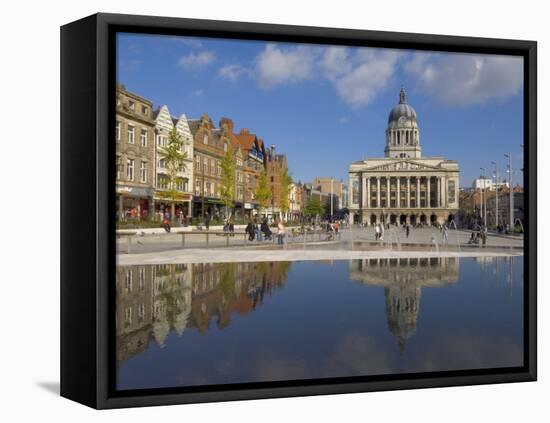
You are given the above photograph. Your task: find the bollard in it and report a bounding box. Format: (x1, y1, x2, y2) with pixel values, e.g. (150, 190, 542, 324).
(127, 236, 132, 254)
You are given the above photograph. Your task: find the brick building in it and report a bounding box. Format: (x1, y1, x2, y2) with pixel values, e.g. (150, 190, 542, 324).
(115, 84, 155, 220)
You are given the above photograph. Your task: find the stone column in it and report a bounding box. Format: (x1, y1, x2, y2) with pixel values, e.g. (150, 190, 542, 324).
(437, 177, 441, 208)
(396, 178, 400, 208)
(427, 177, 431, 208)
(442, 176, 447, 207)
(361, 174, 366, 210)
(367, 177, 371, 209)
(377, 177, 381, 208)
(386, 177, 390, 208)
(407, 177, 411, 208)
(416, 177, 420, 208)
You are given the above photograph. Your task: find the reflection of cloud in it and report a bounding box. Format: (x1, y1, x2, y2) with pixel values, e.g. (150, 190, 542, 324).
(408, 333, 523, 372)
(404, 52, 523, 105)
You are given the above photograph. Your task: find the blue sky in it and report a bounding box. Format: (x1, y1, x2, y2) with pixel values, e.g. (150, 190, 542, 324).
(117, 33, 524, 188)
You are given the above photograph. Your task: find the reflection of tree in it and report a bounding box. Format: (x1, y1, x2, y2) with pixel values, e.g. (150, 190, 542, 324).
(117, 261, 292, 360)
(349, 257, 459, 352)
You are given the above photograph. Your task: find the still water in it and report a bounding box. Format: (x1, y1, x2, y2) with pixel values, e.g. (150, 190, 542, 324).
(116, 256, 523, 390)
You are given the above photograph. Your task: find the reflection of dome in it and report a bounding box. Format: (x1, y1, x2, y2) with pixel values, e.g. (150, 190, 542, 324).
(387, 88, 418, 128)
(384, 285, 421, 352)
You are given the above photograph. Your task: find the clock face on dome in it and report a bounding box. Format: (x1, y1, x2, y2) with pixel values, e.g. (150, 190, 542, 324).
(398, 116, 407, 125)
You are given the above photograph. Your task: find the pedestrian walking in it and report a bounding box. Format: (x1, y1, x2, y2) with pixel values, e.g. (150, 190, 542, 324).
(406, 224, 410, 238)
(375, 224, 380, 241)
(379, 223, 385, 241)
(204, 212, 210, 230)
(442, 225, 449, 244)
(261, 217, 272, 240)
(246, 220, 255, 241)
(277, 219, 286, 245)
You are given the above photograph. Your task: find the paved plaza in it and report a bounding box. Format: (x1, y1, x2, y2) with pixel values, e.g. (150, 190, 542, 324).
(117, 225, 523, 265)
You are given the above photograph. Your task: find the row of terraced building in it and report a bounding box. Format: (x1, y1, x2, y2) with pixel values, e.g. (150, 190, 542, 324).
(115, 84, 295, 222)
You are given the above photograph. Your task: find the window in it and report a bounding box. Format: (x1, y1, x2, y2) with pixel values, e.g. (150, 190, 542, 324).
(217, 161, 221, 176)
(140, 161, 147, 183)
(211, 182, 216, 196)
(138, 304, 145, 321)
(116, 156, 122, 180)
(139, 268, 145, 290)
(158, 159, 166, 169)
(142, 105, 148, 115)
(124, 308, 132, 325)
(203, 158, 208, 174)
(116, 121, 121, 142)
(125, 269, 133, 293)
(195, 179, 200, 194)
(157, 135, 166, 147)
(210, 160, 215, 175)
(140, 129, 147, 147)
(126, 159, 134, 181)
(177, 179, 185, 192)
(223, 142, 228, 152)
(156, 175, 168, 190)
(205, 181, 210, 194)
(195, 156, 200, 172)
(127, 126, 135, 144)
(128, 100, 135, 110)
(203, 134, 208, 144)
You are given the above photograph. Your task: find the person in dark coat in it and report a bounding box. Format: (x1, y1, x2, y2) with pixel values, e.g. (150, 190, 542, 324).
(261, 218, 272, 240)
(246, 220, 256, 241)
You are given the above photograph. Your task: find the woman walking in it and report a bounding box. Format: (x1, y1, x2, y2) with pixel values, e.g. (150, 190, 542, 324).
(277, 219, 286, 245)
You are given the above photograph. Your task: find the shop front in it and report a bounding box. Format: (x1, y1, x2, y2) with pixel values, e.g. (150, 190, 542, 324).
(154, 192, 193, 222)
(116, 185, 154, 221)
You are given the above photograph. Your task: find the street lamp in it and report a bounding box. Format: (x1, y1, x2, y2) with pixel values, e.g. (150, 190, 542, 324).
(270, 144, 275, 222)
(479, 167, 487, 226)
(330, 177, 334, 221)
(504, 153, 513, 232)
(491, 161, 499, 228)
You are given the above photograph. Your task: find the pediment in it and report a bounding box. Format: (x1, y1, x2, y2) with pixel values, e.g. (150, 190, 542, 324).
(366, 160, 440, 172)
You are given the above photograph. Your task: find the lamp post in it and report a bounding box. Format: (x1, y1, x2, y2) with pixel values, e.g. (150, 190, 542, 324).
(330, 177, 334, 221)
(480, 167, 486, 227)
(491, 161, 499, 228)
(504, 153, 513, 232)
(270, 144, 275, 222)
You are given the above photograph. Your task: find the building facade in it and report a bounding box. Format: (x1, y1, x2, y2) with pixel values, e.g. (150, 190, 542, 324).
(348, 88, 460, 226)
(115, 85, 155, 220)
(153, 105, 194, 219)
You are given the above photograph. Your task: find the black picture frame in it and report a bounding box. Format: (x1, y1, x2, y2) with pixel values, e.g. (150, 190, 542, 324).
(61, 12, 537, 409)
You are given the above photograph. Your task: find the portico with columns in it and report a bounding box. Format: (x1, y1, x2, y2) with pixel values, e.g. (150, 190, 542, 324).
(349, 88, 459, 226)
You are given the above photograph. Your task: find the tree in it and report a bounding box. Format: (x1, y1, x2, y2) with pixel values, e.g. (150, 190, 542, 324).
(158, 128, 188, 221)
(278, 167, 292, 220)
(219, 144, 236, 217)
(303, 197, 325, 217)
(254, 169, 271, 215)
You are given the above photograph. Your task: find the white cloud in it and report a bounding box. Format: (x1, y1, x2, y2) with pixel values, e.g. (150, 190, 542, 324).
(322, 46, 352, 80)
(178, 51, 215, 68)
(255, 44, 318, 88)
(405, 52, 523, 105)
(190, 89, 204, 97)
(218, 64, 248, 82)
(332, 49, 401, 108)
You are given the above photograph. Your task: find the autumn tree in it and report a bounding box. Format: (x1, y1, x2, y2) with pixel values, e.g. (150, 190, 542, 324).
(219, 144, 236, 217)
(158, 128, 187, 221)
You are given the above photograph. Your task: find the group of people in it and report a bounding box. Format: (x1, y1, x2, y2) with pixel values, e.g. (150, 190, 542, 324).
(245, 217, 286, 244)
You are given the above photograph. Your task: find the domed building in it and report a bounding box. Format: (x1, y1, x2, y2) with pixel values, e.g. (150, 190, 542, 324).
(348, 88, 460, 226)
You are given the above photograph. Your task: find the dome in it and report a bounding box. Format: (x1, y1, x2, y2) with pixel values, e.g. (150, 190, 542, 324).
(387, 88, 418, 128)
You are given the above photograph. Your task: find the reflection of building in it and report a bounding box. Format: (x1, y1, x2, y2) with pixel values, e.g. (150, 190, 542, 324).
(116, 261, 291, 363)
(115, 84, 155, 220)
(153, 105, 194, 218)
(349, 257, 459, 350)
(349, 88, 460, 226)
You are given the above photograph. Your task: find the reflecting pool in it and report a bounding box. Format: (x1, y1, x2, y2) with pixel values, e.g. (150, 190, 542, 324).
(116, 256, 523, 390)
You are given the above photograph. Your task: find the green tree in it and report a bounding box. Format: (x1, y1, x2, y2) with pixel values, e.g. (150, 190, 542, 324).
(279, 167, 292, 219)
(219, 144, 236, 217)
(158, 128, 188, 221)
(303, 197, 325, 217)
(254, 169, 271, 215)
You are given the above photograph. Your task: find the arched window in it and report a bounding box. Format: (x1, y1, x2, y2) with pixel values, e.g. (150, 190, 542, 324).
(203, 134, 208, 145)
